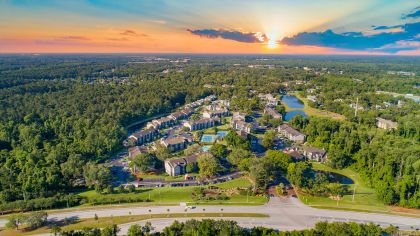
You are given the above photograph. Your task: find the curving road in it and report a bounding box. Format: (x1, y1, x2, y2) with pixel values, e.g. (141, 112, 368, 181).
(2, 197, 419, 235)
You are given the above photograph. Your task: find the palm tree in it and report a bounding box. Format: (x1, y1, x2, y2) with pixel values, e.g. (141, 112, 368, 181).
(166, 208, 170, 217)
(220, 208, 224, 217)
(148, 209, 152, 219)
(202, 208, 206, 216)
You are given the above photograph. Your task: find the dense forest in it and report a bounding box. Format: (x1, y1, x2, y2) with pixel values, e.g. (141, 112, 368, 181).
(0, 54, 418, 208)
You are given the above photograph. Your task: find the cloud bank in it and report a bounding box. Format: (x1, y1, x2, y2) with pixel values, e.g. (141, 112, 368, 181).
(372, 25, 403, 30)
(281, 22, 419, 52)
(403, 6, 420, 19)
(188, 29, 266, 43)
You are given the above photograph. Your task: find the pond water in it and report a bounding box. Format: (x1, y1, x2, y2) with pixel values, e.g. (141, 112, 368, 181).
(282, 95, 308, 121)
(282, 95, 305, 109)
(284, 110, 308, 121)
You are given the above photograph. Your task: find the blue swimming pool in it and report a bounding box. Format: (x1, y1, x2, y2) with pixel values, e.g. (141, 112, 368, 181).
(201, 134, 217, 143)
(217, 131, 228, 138)
(202, 145, 212, 152)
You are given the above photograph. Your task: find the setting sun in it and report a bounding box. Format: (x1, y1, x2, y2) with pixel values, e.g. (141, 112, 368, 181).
(267, 39, 278, 49)
(266, 33, 278, 49)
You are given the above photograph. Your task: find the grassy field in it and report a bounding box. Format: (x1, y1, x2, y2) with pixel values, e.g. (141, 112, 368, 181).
(79, 177, 267, 206)
(1, 212, 268, 236)
(282, 93, 345, 120)
(297, 163, 389, 212)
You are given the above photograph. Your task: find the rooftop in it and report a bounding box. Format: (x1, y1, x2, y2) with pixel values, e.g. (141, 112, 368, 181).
(279, 124, 304, 137)
(376, 117, 398, 127)
(128, 146, 148, 157)
(303, 145, 326, 155)
(165, 153, 200, 167)
(162, 136, 187, 145)
(130, 128, 155, 138)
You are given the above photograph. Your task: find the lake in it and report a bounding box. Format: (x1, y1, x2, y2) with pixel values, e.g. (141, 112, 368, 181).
(282, 95, 308, 121)
(284, 110, 308, 121)
(282, 95, 305, 108)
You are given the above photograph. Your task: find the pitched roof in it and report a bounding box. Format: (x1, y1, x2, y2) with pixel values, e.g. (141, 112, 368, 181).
(376, 118, 398, 128)
(159, 117, 173, 123)
(288, 151, 303, 160)
(128, 146, 148, 157)
(232, 119, 252, 128)
(303, 146, 326, 155)
(170, 111, 184, 119)
(130, 128, 155, 138)
(279, 124, 304, 137)
(187, 118, 213, 125)
(166, 153, 200, 167)
(162, 136, 187, 145)
(233, 112, 247, 120)
(264, 106, 282, 117)
(179, 132, 194, 142)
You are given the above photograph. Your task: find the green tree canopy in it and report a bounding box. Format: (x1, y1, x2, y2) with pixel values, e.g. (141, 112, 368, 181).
(197, 153, 219, 178)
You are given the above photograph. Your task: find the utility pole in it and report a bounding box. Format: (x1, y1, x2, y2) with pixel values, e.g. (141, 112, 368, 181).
(354, 97, 359, 117)
(396, 160, 404, 185)
(352, 186, 356, 202)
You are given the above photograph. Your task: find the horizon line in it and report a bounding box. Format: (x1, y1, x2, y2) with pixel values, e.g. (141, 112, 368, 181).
(1, 52, 419, 57)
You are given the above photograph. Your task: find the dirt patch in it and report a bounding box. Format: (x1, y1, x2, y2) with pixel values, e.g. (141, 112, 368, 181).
(225, 188, 240, 196)
(244, 176, 255, 185)
(329, 195, 343, 201)
(390, 206, 420, 215)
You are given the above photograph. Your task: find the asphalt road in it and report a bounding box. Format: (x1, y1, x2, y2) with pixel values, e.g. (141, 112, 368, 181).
(2, 196, 419, 235)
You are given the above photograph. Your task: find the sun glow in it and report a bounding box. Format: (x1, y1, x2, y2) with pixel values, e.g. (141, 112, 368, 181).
(266, 33, 278, 49)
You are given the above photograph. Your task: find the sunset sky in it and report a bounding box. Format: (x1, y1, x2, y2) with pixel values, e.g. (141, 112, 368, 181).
(0, 0, 419, 54)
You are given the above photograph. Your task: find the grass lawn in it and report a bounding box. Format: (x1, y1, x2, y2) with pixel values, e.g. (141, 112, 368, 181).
(217, 123, 232, 130)
(297, 163, 389, 212)
(283, 93, 345, 121)
(79, 177, 267, 206)
(1, 212, 268, 236)
(141, 173, 199, 181)
(214, 177, 252, 189)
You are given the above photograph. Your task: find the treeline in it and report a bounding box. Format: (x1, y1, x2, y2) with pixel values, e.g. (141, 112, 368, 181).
(0, 194, 82, 213)
(57, 219, 397, 236)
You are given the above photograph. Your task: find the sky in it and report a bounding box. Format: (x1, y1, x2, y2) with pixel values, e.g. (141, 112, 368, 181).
(0, 0, 419, 55)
